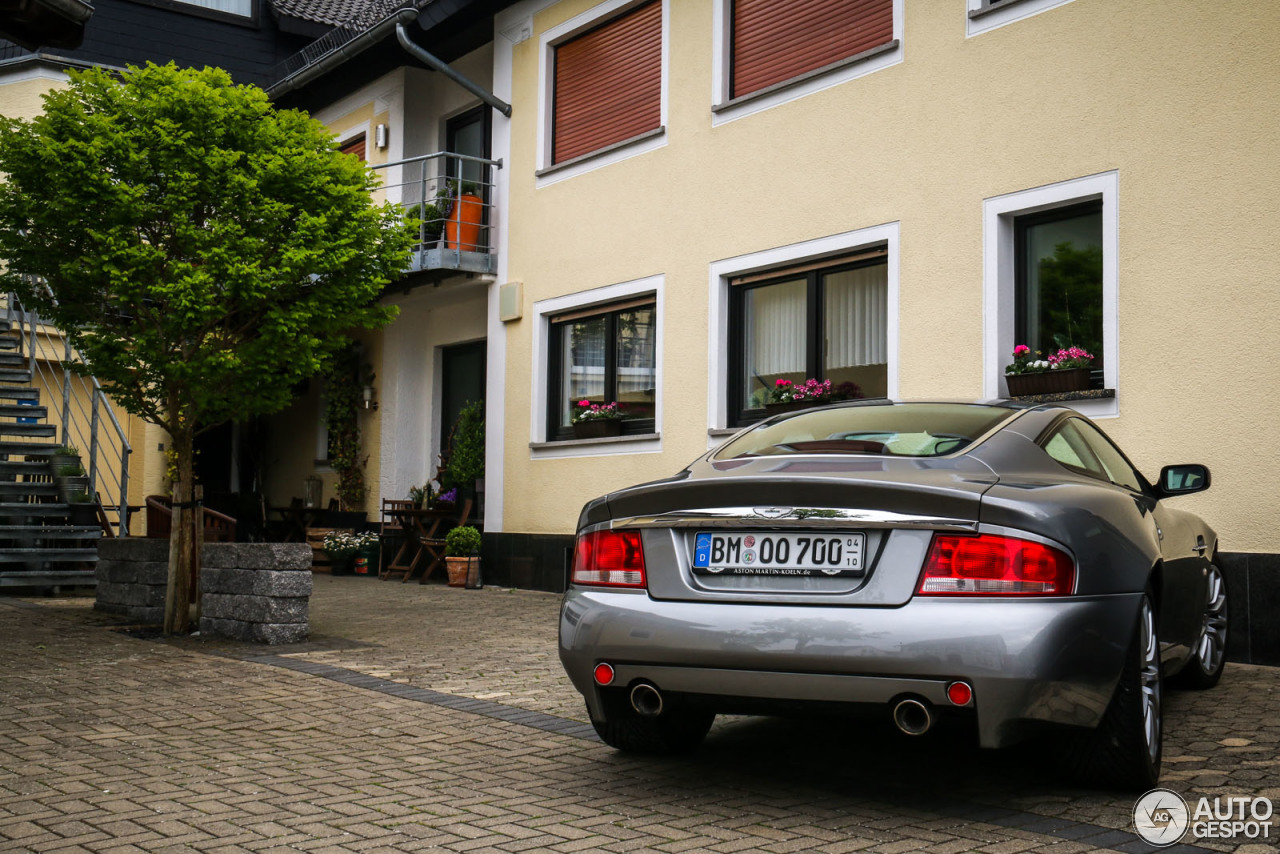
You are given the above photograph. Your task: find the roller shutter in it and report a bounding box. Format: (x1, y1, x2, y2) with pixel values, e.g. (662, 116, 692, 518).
(553, 0, 661, 165)
(731, 0, 893, 100)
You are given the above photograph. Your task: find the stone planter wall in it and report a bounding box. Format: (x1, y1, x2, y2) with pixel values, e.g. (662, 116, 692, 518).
(95, 540, 313, 644)
(200, 544, 313, 644)
(95, 539, 169, 624)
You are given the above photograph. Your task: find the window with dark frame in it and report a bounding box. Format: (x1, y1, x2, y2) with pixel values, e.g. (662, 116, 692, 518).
(729, 251, 888, 427)
(1014, 200, 1103, 386)
(547, 299, 657, 441)
(552, 0, 662, 165)
(127, 0, 256, 20)
(730, 0, 894, 100)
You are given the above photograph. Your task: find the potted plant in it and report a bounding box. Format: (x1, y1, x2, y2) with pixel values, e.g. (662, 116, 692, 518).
(68, 491, 100, 527)
(444, 525, 482, 588)
(322, 530, 377, 576)
(408, 483, 432, 509)
(571, 400, 625, 438)
(1005, 345, 1094, 396)
(52, 453, 91, 503)
(765, 378, 833, 413)
(408, 201, 445, 248)
(443, 401, 484, 497)
(438, 180, 484, 251)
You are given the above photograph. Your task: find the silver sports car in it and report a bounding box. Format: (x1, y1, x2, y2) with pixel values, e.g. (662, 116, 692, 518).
(559, 401, 1226, 789)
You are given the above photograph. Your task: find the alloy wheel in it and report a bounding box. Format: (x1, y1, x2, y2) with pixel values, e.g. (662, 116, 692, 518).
(1139, 597, 1161, 763)
(1196, 565, 1228, 674)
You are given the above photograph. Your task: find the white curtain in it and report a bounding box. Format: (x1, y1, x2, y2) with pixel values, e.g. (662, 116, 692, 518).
(824, 265, 887, 369)
(744, 278, 806, 376)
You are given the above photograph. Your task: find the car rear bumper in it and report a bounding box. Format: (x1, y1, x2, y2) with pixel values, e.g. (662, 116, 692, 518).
(559, 588, 1142, 748)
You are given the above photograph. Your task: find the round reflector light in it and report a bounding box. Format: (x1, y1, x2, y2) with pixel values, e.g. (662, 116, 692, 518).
(946, 681, 973, 707)
(593, 663, 615, 686)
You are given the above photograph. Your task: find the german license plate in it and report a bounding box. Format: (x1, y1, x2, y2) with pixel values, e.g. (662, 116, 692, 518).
(692, 532, 865, 577)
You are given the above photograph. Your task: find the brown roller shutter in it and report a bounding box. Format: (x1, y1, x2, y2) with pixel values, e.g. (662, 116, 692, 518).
(339, 134, 366, 160)
(553, 0, 661, 165)
(731, 0, 893, 100)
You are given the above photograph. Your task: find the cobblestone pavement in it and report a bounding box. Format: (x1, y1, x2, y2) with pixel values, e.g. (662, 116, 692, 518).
(2, 577, 1278, 853)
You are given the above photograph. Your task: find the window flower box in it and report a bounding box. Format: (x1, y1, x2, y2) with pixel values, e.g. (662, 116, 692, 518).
(572, 419, 624, 439)
(1006, 367, 1090, 397)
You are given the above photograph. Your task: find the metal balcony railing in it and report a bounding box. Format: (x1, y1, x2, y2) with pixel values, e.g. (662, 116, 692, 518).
(371, 151, 501, 276)
(2, 292, 132, 536)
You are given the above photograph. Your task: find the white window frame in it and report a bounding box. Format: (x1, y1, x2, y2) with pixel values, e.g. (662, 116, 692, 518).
(966, 0, 1079, 38)
(707, 223, 900, 439)
(535, 0, 669, 187)
(982, 171, 1118, 418)
(530, 274, 664, 458)
(710, 0, 904, 127)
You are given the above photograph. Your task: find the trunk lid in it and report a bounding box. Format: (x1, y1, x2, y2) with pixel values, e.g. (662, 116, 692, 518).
(603, 456, 998, 606)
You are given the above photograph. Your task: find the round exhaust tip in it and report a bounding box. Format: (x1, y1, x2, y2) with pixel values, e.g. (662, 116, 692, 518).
(893, 698, 932, 736)
(629, 682, 664, 717)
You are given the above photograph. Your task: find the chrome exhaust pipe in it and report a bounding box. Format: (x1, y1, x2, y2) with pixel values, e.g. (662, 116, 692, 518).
(630, 682, 664, 717)
(892, 698, 933, 736)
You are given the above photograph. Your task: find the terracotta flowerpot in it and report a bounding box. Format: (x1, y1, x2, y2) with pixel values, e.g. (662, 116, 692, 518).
(1005, 368, 1091, 397)
(572, 419, 623, 439)
(444, 194, 484, 250)
(446, 556, 475, 587)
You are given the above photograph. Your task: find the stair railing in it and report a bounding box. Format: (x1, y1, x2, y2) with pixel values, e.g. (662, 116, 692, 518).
(3, 292, 132, 536)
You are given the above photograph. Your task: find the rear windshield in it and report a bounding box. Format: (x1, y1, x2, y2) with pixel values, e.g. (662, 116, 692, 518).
(713, 403, 1017, 460)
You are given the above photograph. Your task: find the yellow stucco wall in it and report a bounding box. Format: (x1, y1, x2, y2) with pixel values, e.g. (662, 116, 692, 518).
(0, 74, 66, 119)
(500, 0, 1280, 551)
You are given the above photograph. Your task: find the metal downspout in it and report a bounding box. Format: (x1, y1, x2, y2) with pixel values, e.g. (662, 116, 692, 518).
(394, 23, 511, 117)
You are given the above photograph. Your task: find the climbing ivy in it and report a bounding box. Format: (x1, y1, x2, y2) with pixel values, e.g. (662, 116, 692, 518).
(325, 346, 373, 511)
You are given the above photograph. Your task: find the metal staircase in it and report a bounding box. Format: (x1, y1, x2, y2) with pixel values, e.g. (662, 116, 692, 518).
(0, 294, 132, 589)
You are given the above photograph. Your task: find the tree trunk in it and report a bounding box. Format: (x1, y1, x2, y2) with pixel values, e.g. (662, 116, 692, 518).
(163, 426, 195, 635)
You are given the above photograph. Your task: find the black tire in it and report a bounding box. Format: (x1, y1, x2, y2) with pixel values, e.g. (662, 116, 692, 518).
(1170, 563, 1228, 690)
(1060, 592, 1162, 790)
(591, 707, 715, 754)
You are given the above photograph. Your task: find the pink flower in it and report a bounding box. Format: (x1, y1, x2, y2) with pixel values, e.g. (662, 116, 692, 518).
(1014, 345, 1030, 356)
(775, 378, 791, 387)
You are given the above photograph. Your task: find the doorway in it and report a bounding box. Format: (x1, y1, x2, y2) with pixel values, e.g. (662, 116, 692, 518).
(440, 340, 486, 458)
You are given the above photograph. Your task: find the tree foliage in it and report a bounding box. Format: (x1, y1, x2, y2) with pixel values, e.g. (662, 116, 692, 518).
(0, 62, 413, 632)
(0, 62, 409, 429)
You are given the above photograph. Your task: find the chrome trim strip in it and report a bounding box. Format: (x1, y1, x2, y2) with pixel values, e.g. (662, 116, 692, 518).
(609, 506, 978, 531)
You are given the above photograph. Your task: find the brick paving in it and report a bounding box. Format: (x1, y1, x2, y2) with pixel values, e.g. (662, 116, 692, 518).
(1, 576, 1277, 853)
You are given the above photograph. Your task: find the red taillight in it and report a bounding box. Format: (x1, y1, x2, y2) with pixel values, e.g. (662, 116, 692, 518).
(571, 529, 646, 588)
(593, 663, 615, 686)
(946, 681, 973, 707)
(917, 534, 1074, 596)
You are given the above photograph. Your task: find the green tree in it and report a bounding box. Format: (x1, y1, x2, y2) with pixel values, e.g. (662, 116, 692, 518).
(0, 63, 412, 634)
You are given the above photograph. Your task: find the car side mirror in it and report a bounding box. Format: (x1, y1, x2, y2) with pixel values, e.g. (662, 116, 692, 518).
(1157, 464, 1211, 497)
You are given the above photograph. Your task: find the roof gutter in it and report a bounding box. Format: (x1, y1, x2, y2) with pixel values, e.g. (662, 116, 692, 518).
(268, 6, 420, 99)
(268, 9, 513, 119)
(394, 23, 510, 117)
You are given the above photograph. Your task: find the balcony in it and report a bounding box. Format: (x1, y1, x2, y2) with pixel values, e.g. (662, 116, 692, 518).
(371, 151, 500, 276)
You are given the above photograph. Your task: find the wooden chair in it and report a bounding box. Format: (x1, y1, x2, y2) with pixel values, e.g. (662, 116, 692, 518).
(379, 499, 414, 579)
